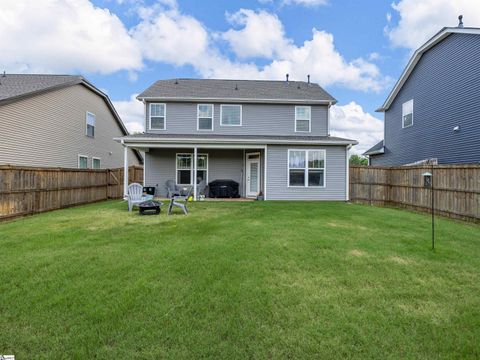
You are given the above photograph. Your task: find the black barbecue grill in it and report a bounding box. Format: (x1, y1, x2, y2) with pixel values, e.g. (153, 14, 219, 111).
(208, 179, 240, 198)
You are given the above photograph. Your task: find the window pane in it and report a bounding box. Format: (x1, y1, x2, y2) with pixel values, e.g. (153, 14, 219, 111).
(221, 105, 241, 125)
(177, 155, 191, 169)
(197, 170, 207, 183)
(402, 100, 413, 115)
(289, 170, 305, 186)
(178, 170, 191, 184)
(151, 104, 165, 117)
(87, 113, 95, 126)
(79, 157, 88, 169)
(308, 170, 324, 186)
(93, 158, 100, 169)
(151, 116, 165, 129)
(296, 106, 311, 120)
(198, 117, 212, 130)
(403, 114, 413, 127)
(308, 150, 324, 169)
(198, 104, 212, 118)
(197, 155, 207, 169)
(87, 124, 94, 137)
(296, 119, 310, 132)
(289, 150, 305, 168)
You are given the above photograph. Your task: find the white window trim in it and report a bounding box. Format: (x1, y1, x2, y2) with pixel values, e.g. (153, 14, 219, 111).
(92, 157, 101, 169)
(86, 111, 95, 137)
(220, 104, 242, 126)
(197, 104, 214, 131)
(295, 106, 311, 133)
(175, 153, 209, 186)
(149, 103, 167, 130)
(402, 99, 413, 128)
(78, 154, 88, 169)
(287, 149, 326, 188)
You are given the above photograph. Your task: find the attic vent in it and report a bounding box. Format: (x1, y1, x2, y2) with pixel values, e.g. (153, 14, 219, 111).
(458, 15, 464, 28)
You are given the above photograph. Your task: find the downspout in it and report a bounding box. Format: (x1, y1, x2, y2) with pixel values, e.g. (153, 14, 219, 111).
(345, 144, 351, 201)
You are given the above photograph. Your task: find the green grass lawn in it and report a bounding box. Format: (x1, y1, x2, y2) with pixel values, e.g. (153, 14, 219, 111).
(1, 201, 479, 359)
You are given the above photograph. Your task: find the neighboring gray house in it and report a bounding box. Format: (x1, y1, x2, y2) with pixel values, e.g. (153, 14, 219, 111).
(117, 78, 357, 200)
(365, 23, 480, 166)
(0, 74, 141, 168)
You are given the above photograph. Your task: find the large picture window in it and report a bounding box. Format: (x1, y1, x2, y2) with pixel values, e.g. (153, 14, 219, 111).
(220, 105, 242, 126)
(176, 153, 208, 185)
(402, 99, 413, 128)
(197, 104, 213, 130)
(149, 103, 166, 130)
(295, 106, 311, 132)
(288, 149, 325, 187)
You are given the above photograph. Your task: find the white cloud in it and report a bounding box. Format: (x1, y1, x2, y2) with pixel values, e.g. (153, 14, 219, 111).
(222, 9, 290, 59)
(0, 0, 142, 74)
(330, 102, 384, 154)
(386, 0, 480, 50)
(218, 10, 390, 92)
(113, 94, 144, 134)
(282, 0, 328, 7)
(131, 3, 209, 66)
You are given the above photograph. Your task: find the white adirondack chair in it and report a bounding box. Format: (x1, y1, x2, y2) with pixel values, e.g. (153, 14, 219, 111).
(127, 183, 144, 212)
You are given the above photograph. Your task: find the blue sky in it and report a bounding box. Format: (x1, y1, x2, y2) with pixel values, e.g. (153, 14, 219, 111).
(2, 0, 477, 153)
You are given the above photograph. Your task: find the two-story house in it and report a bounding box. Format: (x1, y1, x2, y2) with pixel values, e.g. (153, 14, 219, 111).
(365, 21, 480, 165)
(117, 78, 357, 200)
(0, 74, 142, 168)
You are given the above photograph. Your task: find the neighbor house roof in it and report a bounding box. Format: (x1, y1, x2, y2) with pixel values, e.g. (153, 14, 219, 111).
(363, 140, 384, 156)
(137, 78, 337, 105)
(0, 73, 143, 163)
(116, 133, 357, 146)
(377, 27, 480, 112)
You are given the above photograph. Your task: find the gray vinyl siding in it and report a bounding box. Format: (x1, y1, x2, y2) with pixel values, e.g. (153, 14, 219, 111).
(146, 103, 328, 137)
(373, 33, 480, 166)
(266, 145, 347, 200)
(0, 84, 139, 168)
(144, 148, 249, 197)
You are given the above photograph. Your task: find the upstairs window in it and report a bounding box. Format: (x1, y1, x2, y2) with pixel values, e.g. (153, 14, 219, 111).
(86, 112, 95, 137)
(197, 104, 214, 130)
(295, 106, 311, 132)
(78, 155, 88, 169)
(288, 149, 325, 187)
(149, 103, 166, 130)
(221, 105, 242, 126)
(402, 99, 413, 128)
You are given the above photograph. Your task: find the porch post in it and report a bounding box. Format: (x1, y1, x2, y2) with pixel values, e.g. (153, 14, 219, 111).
(123, 143, 129, 199)
(193, 146, 198, 201)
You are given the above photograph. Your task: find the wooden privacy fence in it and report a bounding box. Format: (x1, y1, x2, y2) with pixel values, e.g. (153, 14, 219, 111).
(349, 165, 480, 223)
(0, 165, 143, 220)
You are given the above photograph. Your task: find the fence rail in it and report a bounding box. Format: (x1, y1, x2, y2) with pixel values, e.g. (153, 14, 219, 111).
(349, 165, 479, 223)
(0, 165, 143, 220)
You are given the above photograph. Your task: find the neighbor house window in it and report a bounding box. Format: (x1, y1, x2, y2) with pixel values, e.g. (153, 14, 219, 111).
(86, 112, 95, 137)
(78, 155, 88, 169)
(295, 106, 311, 132)
(92, 157, 101, 169)
(149, 103, 166, 130)
(220, 105, 242, 126)
(402, 99, 413, 128)
(176, 153, 208, 185)
(288, 149, 325, 187)
(197, 104, 213, 130)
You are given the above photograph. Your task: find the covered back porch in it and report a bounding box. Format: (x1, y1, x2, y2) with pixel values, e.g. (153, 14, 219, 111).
(123, 143, 266, 201)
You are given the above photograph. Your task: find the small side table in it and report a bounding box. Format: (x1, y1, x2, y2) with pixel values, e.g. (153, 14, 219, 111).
(138, 200, 163, 215)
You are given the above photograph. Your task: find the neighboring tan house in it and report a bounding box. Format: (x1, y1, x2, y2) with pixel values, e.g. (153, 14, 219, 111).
(365, 21, 480, 166)
(0, 74, 142, 168)
(116, 78, 357, 200)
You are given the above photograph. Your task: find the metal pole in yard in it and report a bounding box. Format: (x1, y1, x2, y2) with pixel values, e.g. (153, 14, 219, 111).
(431, 165, 435, 250)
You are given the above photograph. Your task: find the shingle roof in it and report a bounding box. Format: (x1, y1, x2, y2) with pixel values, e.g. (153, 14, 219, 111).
(0, 74, 83, 103)
(118, 133, 357, 145)
(137, 78, 336, 104)
(363, 140, 384, 156)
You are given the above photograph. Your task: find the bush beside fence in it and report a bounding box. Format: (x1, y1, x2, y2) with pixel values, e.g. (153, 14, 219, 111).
(0, 165, 143, 220)
(349, 165, 479, 223)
